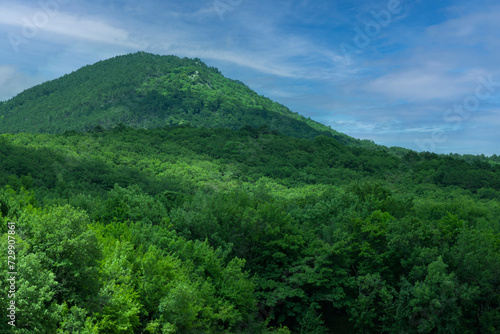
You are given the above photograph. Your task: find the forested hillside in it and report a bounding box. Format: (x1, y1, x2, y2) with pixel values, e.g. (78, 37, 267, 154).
(0, 124, 499, 333)
(0, 52, 498, 333)
(0, 52, 365, 146)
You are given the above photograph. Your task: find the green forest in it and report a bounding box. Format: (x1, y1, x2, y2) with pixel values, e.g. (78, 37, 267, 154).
(0, 53, 499, 333)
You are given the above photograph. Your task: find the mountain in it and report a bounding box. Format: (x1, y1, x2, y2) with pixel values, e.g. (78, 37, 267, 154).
(0, 52, 370, 146)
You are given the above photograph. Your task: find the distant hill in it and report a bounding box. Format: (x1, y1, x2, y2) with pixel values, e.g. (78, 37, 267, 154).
(0, 52, 370, 146)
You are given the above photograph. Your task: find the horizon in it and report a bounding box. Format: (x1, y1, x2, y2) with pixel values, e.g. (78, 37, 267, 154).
(0, 0, 499, 156)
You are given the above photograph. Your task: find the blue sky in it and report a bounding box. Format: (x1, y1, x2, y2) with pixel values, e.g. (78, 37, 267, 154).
(1, 0, 499, 155)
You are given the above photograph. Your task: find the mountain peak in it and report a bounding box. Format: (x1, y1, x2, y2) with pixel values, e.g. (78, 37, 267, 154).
(0, 52, 357, 144)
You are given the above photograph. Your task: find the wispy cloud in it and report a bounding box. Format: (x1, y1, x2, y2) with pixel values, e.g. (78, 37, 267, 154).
(0, 65, 41, 101)
(0, 3, 141, 48)
(427, 7, 500, 45)
(364, 67, 488, 102)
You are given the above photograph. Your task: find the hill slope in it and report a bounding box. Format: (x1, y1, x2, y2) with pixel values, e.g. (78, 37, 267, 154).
(0, 52, 366, 145)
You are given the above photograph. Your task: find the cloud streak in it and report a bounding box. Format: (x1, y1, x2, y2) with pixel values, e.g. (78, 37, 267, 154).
(0, 65, 41, 101)
(0, 3, 141, 51)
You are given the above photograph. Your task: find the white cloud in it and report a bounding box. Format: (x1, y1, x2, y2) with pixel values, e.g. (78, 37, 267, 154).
(363, 66, 489, 102)
(427, 8, 500, 45)
(0, 3, 140, 48)
(0, 66, 42, 101)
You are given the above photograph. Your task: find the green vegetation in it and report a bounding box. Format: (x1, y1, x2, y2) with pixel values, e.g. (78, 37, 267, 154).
(0, 125, 499, 333)
(0, 53, 498, 333)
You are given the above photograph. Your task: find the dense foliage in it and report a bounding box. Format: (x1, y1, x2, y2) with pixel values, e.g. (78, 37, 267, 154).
(0, 125, 499, 333)
(0, 52, 498, 333)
